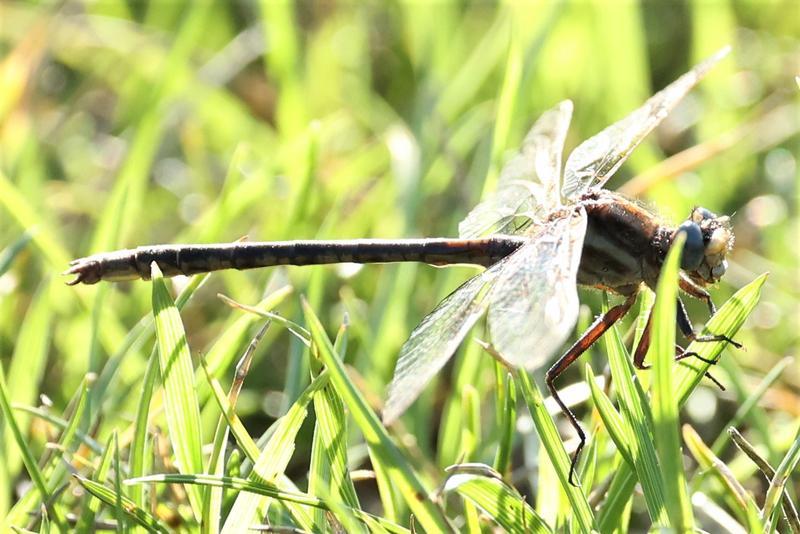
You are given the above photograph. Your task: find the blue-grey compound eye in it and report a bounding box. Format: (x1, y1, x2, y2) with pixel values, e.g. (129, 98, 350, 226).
(677, 221, 704, 270)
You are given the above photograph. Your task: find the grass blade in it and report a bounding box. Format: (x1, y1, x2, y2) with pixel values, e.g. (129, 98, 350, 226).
(151, 264, 204, 516)
(0, 230, 34, 276)
(0, 363, 65, 529)
(74, 475, 170, 534)
(600, 293, 667, 524)
(444, 465, 552, 534)
(302, 298, 453, 532)
(585, 364, 634, 467)
(598, 274, 767, 531)
(515, 370, 595, 531)
(728, 428, 800, 532)
(762, 425, 800, 530)
(75, 432, 117, 532)
(4, 280, 52, 478)
(493, 372, 517, 476)
(650, 232, 693, 528)
(221, 372, 327, 533)
(127, 473, 410, 534)
(200, 362, 316, 530)
(683, 424, 762, 530)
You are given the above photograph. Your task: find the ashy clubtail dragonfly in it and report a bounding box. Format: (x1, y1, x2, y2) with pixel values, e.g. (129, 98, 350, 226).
(68, 48, 738, 483)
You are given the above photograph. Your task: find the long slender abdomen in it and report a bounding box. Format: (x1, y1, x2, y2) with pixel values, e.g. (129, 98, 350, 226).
(66, 237, 526, 284)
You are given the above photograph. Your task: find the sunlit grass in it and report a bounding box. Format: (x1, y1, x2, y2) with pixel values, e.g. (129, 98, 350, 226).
(1, 1, 798, 532)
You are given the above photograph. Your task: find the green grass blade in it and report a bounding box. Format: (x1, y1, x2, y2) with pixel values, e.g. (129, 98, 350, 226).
(313, 382, 361, 509)
(129, 346, 159, 509)
(493, 372, 516, 476)
(673, 274, 768, 402)
(308, 317, 360, 529)
(74, 475, 170, 533)
(515, 370, 595, 531)
(0, 230, 34, 276)
(651, 233, 694, 528)
(683, 424, 762, 530)
(585, 364, 634, 467)
(762, 425, 800, 530)
(151, 264, 204, 516)
(0, 364, 65, 529)
(598, 274, 767, 531)
(302, 299, 453, 532)
(75, 432, 117, 532)
(309, 399, 330, 529)
(443, 466, 552, 534)
(600, 293, 667, 524)
(4, 280, 52, 478)
(711, 356, 793, 457)
(127, 474, 410, 534)
(221, 372, 327, 532)
(90, 272, 208, 415)
(200, 363, 316, 530)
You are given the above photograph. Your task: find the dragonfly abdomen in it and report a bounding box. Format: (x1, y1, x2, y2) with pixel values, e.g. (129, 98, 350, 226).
(66, 237, 527, 285)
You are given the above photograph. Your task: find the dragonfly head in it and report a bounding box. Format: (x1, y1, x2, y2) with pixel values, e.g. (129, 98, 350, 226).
(675, 207, 734, 286)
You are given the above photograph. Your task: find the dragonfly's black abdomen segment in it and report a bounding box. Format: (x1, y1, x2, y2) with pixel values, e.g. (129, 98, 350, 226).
(66, 237, 527, 284)
(576, 191, 666, 295)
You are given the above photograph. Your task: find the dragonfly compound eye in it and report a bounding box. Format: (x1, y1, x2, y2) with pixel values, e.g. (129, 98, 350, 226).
(676, 221, 704, 271)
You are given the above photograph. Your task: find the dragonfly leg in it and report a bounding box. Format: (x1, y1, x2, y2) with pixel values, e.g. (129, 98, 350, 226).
(632, 297, 725, 389)
(676, 295, 742, 348)
(545, 292, 638, 487)
(679, 275, 717, 315)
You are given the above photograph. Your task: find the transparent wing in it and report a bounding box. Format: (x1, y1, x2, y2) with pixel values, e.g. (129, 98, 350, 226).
(383, 259, 510, 424)
(487, 208, 588, 369)
(459, 100, 573, 238)
(561, 47, 729, 200)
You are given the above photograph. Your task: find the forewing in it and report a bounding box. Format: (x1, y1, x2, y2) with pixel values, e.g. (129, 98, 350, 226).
(561, 47, 729, 200)
(459, 100, 573, 238)
(487, 208, 588, 369)
(383, 261, 508, 424)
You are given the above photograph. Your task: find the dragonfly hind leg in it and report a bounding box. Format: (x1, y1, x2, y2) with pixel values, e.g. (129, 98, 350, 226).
(545, 292, 638, 487)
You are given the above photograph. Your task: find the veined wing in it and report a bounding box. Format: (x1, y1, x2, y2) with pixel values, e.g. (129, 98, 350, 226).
(487, 208, 587, 369)
(561, 46, 730, 200)
(383, 258, 510, 424)
(458, 100, 573, 238)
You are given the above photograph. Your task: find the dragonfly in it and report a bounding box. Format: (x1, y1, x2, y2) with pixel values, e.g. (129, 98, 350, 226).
(67, 47, 738, 483)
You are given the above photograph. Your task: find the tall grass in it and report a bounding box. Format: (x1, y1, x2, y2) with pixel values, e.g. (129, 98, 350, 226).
(1, 1, 798, 531)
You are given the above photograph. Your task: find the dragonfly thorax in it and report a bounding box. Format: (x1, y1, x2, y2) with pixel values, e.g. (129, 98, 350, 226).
(577, 190, 664, 295)
(574, 192, 734, 296)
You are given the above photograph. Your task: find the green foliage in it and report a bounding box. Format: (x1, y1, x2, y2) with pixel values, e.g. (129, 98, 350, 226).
(1, 1, 797, 532)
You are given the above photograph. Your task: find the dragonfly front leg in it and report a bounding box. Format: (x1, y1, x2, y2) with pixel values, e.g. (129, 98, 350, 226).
(676, 293, 742, 348)
(545, 292, 638, 487)
(631, 297, 727, 390)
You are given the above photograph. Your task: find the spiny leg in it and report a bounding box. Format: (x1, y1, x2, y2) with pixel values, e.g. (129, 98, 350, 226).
(676, 293, 742, 348)
(631, 297, 726, 389)
(545, 292, 638, 487)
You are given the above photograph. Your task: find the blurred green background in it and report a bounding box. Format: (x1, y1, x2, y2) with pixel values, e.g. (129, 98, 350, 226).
(0, 0, 798, 530)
